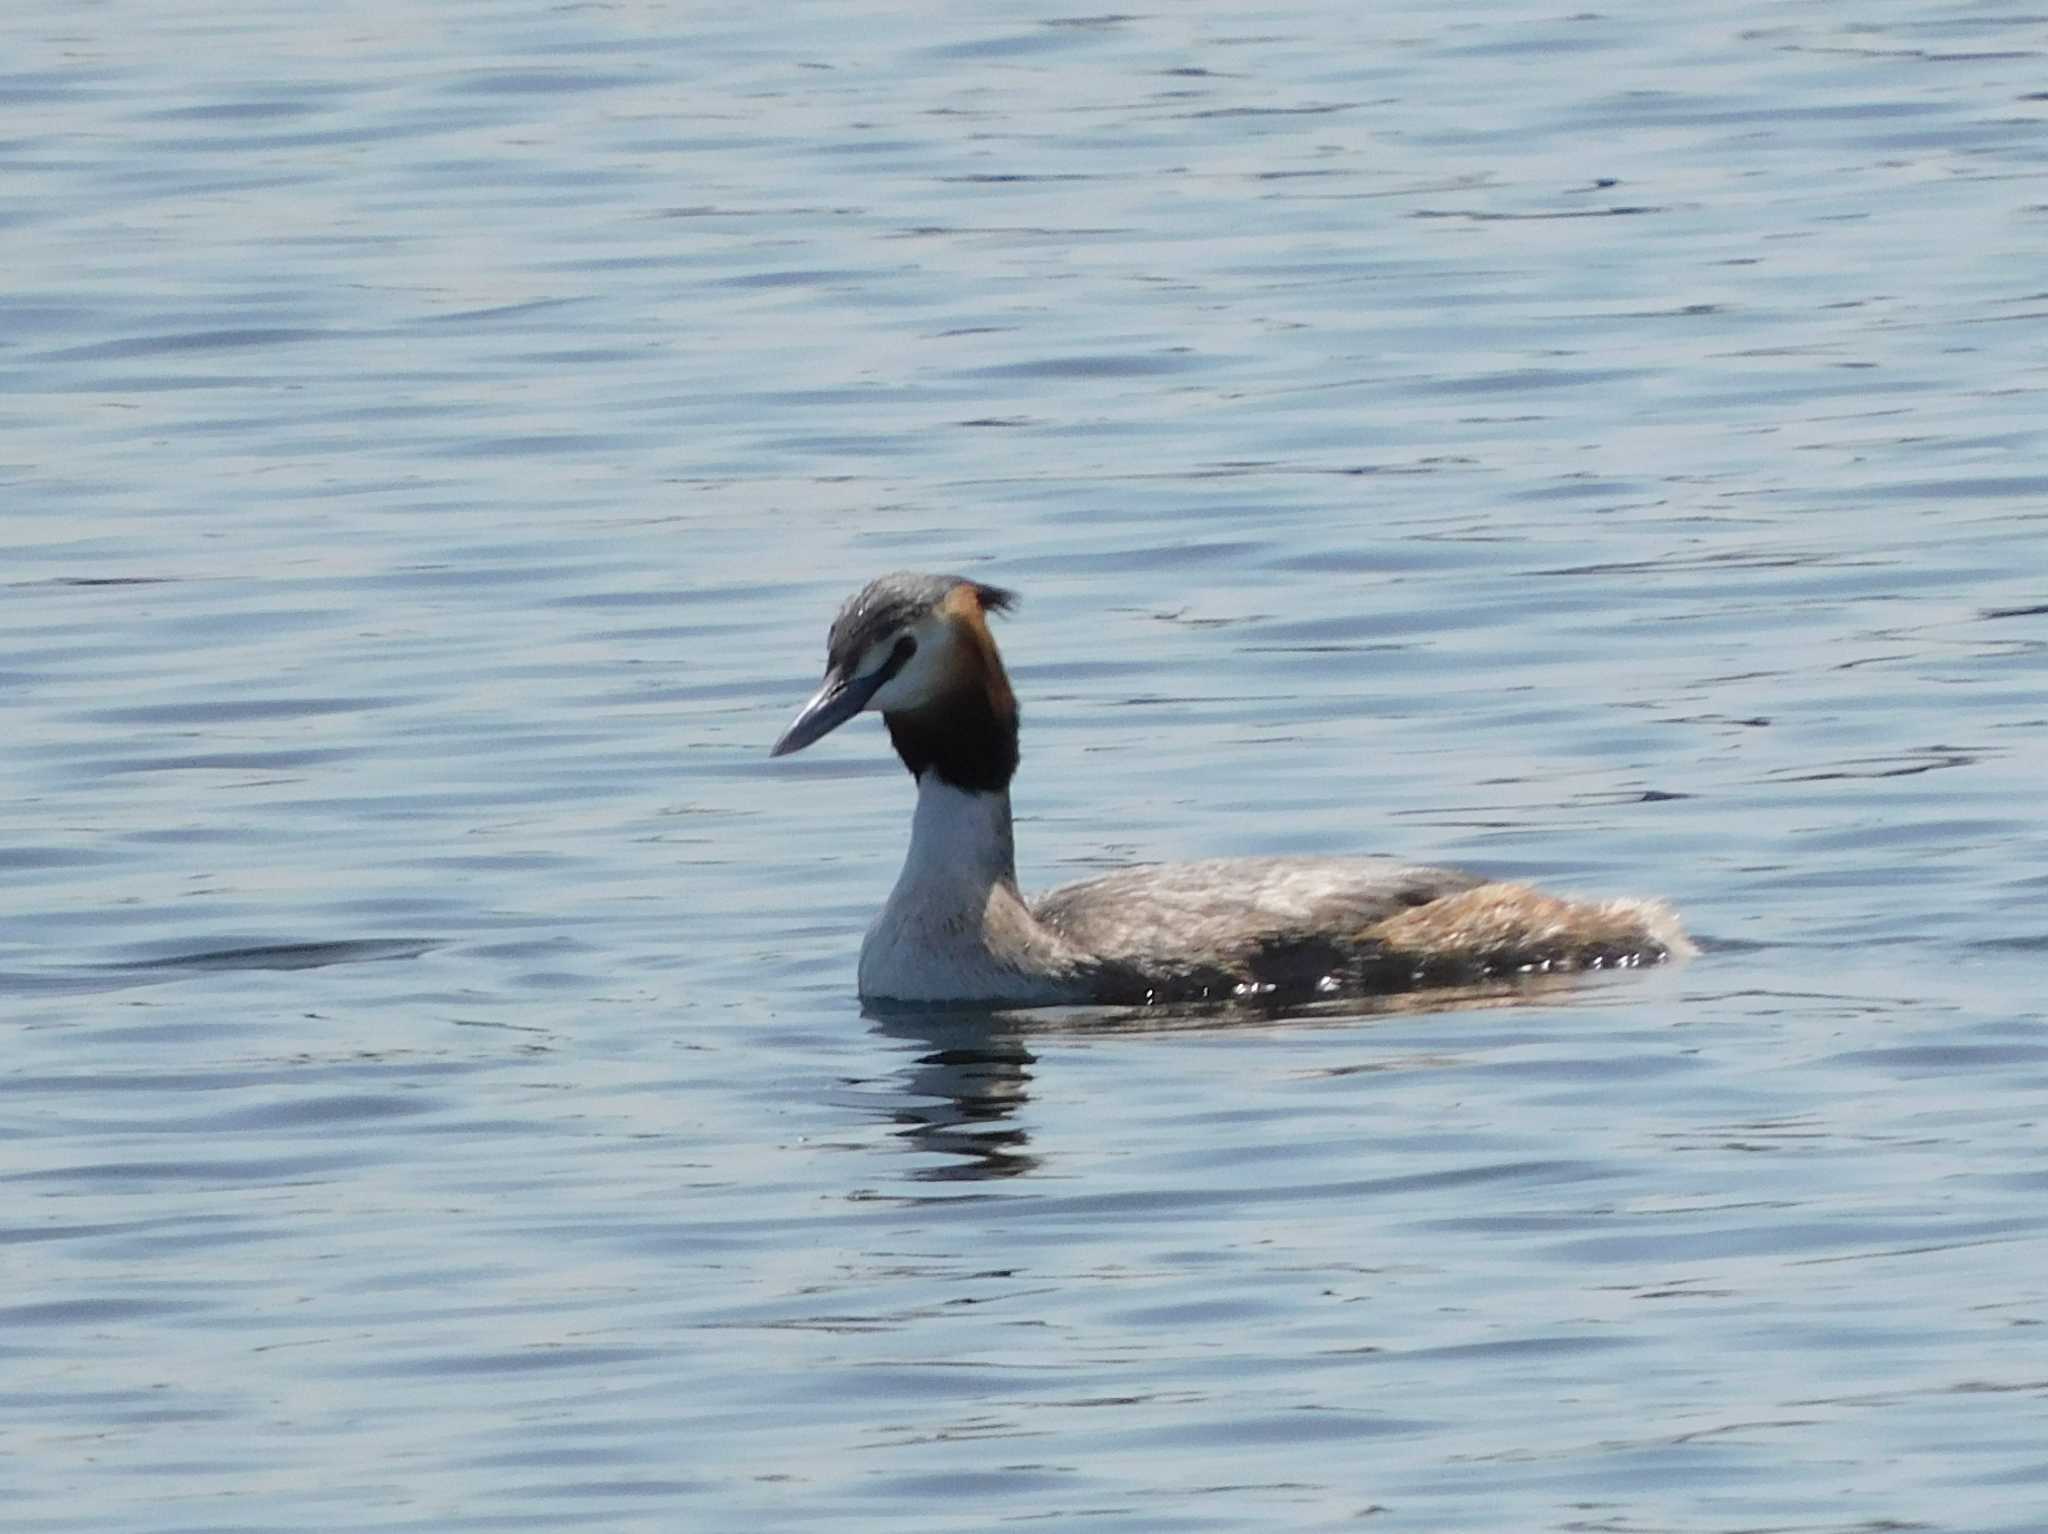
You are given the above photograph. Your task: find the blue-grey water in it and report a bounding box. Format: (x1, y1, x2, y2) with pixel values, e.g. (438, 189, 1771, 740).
(6, 1, 2046, 1529)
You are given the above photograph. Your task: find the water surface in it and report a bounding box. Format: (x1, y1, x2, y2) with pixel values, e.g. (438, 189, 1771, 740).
(5, 2, 2046, 1529)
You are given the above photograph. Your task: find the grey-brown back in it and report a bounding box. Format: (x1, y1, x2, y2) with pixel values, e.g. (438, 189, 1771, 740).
(1031, 856, 1489, 999)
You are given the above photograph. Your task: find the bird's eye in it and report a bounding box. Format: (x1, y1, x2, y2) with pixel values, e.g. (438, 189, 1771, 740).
(877, 633, 916, 680)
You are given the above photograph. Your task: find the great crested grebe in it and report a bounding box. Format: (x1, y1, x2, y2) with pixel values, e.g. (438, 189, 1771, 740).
(772, 573, 1692, 1007)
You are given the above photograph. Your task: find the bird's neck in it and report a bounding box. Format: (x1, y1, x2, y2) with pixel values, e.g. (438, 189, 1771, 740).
(884, 681, 1021, 893)
(898, 774, 1017, 893)
(883, 683, 1020, 795)
(861, 772, 1091, 1005)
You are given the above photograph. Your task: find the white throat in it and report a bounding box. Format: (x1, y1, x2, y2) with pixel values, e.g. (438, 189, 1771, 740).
(892, 776, 1016, 901)
(857, 776, 1046, 1004)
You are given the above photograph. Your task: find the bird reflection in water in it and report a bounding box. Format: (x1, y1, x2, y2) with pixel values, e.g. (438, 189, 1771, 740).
(870, 1012, 1041, 1181)
(863, 974, 1611, 1182)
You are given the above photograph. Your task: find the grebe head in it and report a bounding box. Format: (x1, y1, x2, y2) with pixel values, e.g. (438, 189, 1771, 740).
(771, 573, 1020, 790)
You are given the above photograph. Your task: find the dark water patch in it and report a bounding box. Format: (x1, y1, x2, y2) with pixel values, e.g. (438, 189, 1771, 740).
(1186, 101, 1361, 120)
(445, 68, 645, 96)
(1536, 548, 1888, 578)
(1826, 1043, 2048, 1075)
(857, 1472, 1076, 1508)
(1509, 476, 1651, 503)
(1966, 933, 2048, 953)
(343, 1345, 658, 1379)
(1112, 1295, 1286, 1328)
(1545, 1216, 2037, 1266)
(81, 695, 400, 726)
(1413, 366, 1650, 395)
(96, 748, 359, 776)
(431, 432, 633, 459)
(4, 1155, 364, 1188)
(38, 328, 330, 362)
(1587, 95, 1953, 129)
(1129, 1408, 1433, 1448)
(1249, 610, 1454, 645)
(141, 99, 325, 123)
(0, 1297, 218, 1327)
(1368, 1334, 1638, 1364)
(1412, 203, 1666, 221)
(334, 560, 616, 592)
(1829, 474, 2048, 502)
(1759, 746, 1982, 784)
(964, 352, 1204, 380)
(0, 969, 170, 998)
(105, 939, 435, 974)
(1470, 1050, 1697, 1084)
(761, 429, 918, 459)
(121, 826, 250, 845)
(748, 386, 925, 409)
(0, 844, 120, 871)
(417, 296, 589, 327)
(1441, 28, 1621, 60)
(22, 575, 181, 588)
(924, 26, 1109, 61)
(17, 370, 285, 394)
(9, 1059, 476, 1100)
(845, 1158, 1617, 1223)
(512, 1478, 716, 1500)
(630, 674, 797, 706)
(0, 1221, 149, 1246)
(0, 69, 115, 106)
(713, 268, 877, 290)
(208, 1093, 440, 1132)
(552, 580, 788, 610)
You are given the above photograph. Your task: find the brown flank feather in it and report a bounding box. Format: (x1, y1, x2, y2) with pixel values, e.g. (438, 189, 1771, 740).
(1366, 882, 1695, 975)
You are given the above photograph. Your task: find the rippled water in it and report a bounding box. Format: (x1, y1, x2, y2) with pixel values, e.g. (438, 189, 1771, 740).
(6, 2, 2047, 1529)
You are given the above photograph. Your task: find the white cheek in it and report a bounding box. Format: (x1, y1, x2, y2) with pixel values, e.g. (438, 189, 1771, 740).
(867, 651, 938, 712)
(864, 621, 953, 712)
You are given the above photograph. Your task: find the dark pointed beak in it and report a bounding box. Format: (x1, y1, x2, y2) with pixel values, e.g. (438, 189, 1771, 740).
(770, 665, 887, 757)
